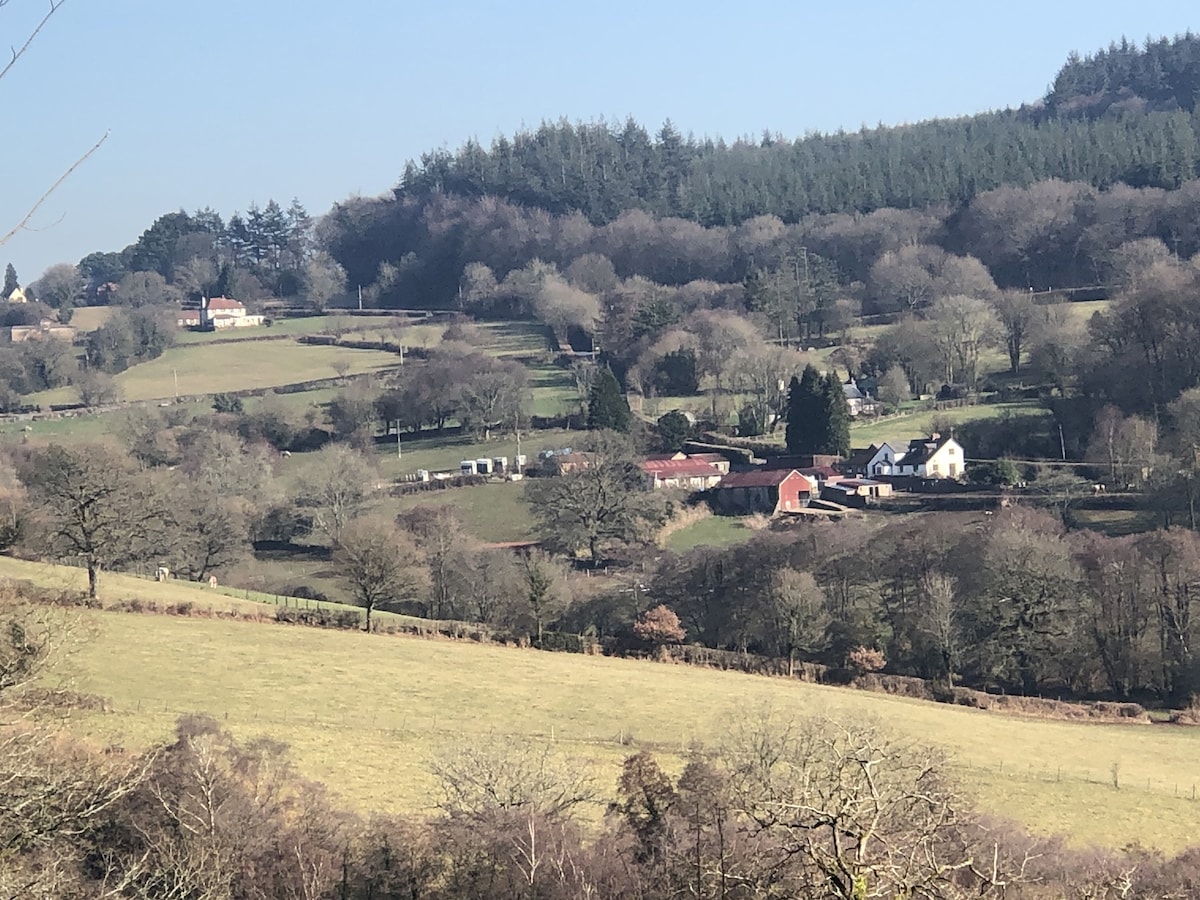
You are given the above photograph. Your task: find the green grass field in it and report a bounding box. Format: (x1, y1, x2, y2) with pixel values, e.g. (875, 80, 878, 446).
(849, 401, 1049, 446)
(664, 516, 760, 552)
(527, 361, 579, 417)
(384, 481, 536, 543)
(69, 306, 115, 332)
(119, 343, 398, 403)
(25, 343, 400, 407)
(3, 551, 1193, 851)
(1060, 299, 1111, 324)
(371, 427, 579, 480)
(173, 315, 415, 345)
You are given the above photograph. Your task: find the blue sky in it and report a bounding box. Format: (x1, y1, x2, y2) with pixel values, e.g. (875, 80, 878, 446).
(2, 0, 1197, 280)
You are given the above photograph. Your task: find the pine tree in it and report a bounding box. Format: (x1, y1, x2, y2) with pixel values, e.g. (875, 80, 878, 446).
(587, 367, 631, 432)
(785, 365, 824, 454)
(2, 263, 18, 298)
(818, 371, 851, 456)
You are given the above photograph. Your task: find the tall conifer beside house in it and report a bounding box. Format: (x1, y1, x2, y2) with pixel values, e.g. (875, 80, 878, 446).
(785, 365, 824, 454)
(819, 371, 851, 456)
(587, 367, 631, 432)
(2, 264, 18, 299)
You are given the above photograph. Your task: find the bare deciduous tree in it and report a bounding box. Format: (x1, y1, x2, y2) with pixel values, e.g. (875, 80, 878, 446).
(296, 443, 375, 544)
(334, 515, 425, 631)
(18, 443, 166, 598)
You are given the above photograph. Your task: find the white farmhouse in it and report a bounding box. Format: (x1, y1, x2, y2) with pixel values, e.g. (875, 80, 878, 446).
(200, 296, 265, 330)
(895, 434, 966, 478)
(844, 434, 967, 480)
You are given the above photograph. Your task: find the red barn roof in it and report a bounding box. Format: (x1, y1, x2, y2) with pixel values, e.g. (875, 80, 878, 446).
(640, 459, 722, 478)
(716, 469, 810, 491)
(205, 296, 243, 310)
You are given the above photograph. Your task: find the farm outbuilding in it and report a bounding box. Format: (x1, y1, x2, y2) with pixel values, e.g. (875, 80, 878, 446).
(640, 457, 725, 490)
(820, 478, 893, 508)
(709, 468, 812, 516)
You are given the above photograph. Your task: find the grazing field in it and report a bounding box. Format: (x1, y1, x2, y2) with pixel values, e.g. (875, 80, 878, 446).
(115, 342, 399, 402)
(384, 481, 536, 543)
(1059, 299, 1111, 324)
(664, 515, 760, 552)
(1, 553, 1192, 851)
(527, 360, 579, 417)
(849, 401, 1049, 446)
(24, 343, 400, 407)
(173, 315, 410, 345)
(68, 306, 115, 332)
(371, 427, 580, 480)
(1072, 508, 1161, 536)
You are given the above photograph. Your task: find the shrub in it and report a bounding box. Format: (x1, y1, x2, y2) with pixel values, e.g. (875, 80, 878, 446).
(212, 392, 244, 414)
(847, 645, 887, 674)
(633, 605, 686, 646)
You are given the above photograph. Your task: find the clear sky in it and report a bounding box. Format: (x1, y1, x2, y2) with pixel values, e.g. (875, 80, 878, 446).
(1, 0, 1196, 280)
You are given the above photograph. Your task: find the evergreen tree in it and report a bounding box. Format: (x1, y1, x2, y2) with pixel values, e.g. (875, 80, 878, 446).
(785, 366, 824, 454)
(587, 367, 631, 432)
(655, 410, 691, 452)
(214, 263, 235, 298)
(2, 263, 18, 298)
(818, 371, 851, 456)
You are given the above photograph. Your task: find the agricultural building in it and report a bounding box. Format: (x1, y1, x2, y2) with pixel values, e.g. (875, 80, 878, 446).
(10, 319, 76, 343)
(639, 457, 724, 490)
(710, 468, 811, 516)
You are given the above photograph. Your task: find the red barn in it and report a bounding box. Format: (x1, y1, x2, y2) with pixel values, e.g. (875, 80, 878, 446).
(710, 469, 812, 516)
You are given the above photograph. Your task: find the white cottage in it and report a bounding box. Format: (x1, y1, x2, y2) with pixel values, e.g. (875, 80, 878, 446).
(895, 434, 965, 479)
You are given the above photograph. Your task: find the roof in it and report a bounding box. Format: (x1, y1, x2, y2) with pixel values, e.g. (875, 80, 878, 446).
(716, 468, 810, 491)
(902, 435, 957, 468)
(688, 452, 729, 465)
(640, 459, 722, 479)
(798, 465, 840, 479)
(844, 445, 878, 470)
(205, 296, 244, 310)
(843, 379, 865, 400)
(550, 452, 595, 467)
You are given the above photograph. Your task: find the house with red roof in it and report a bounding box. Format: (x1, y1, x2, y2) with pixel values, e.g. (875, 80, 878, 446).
(194, 296, 265, 330)
(640, 457, 724, 490)
(710, 468, 812, 516)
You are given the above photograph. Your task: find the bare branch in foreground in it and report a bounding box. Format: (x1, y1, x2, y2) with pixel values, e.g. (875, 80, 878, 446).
(0, 0, 66, 84)
(0, 130, 107, 247)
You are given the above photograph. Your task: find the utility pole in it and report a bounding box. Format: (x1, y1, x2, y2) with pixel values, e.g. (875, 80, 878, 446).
(515, 410, 522, 473)
(397, 420, 402, 459)
(357, 285, 363, 311)
(173, 368, 178, 401)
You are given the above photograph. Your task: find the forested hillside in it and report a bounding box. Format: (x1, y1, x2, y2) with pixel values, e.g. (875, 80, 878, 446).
(318, 34, 1200, 306)
(399, 34, 1200, 223)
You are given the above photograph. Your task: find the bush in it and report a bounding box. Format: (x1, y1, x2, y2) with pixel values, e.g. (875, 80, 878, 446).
(212, 393, 244, 414)
(847, 645, 887, 674)
(633, 605, 686, 646)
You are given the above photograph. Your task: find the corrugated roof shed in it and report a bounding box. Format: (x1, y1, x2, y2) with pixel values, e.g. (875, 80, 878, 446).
(716, 469, 809, 490)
